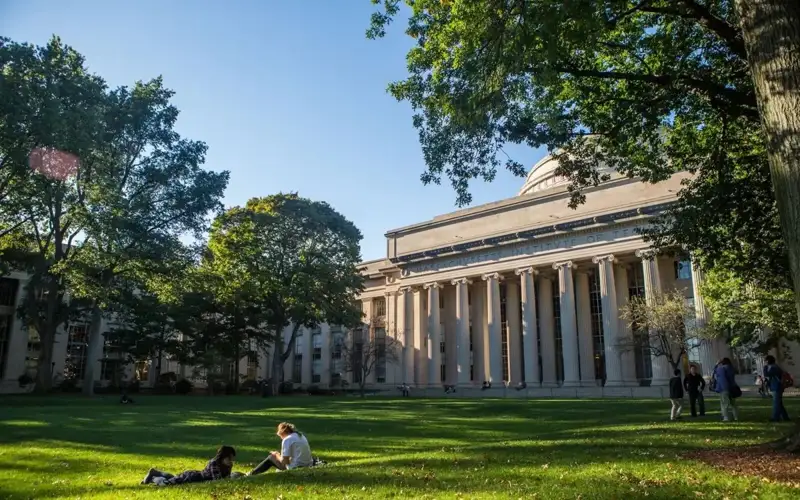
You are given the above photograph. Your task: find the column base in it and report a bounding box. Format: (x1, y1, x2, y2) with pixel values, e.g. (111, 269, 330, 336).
(524, 381, 542, 388)
(604, 379, 626, 387)
(580, 380, 598, 387)
(650, 378, 670, 387)
(541, 381, 560, 388)
(562, 380, 581, 388)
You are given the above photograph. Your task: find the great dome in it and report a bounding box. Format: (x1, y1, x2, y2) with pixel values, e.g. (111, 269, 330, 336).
(517, 153, 616, 196)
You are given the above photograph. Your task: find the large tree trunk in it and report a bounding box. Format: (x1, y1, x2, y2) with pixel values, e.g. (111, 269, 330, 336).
(81, 303, 104, 395)
(735, 0, 800, 450)
(33, 280, 62, 393)
(736, 0, 800, 320)
(270, 323, 301, 396)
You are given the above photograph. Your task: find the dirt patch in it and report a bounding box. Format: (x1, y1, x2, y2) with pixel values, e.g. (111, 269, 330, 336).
(686, 444, 800, 487)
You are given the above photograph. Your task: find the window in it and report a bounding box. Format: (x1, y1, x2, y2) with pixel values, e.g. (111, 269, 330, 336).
(352, 328, 365, 384)
(0, 278, 18, 379)
(372, 297, 386, 318)
(628, 265, 652, 384)
(439, 293, 444, 310)
(675, 259, 692, 281)
(25, 328, 40, 374)
(312, 332, 322, 383)
(331, 327, 345, 381)
(101, 332, 125, 383)
(0, 278, 16, 307)
(469, 319, 474, 381)
(375, 327, 386, 383)
(0, 316, 12, 379)
(440, 338, 446, 382)
(134, 361, 150, 382)
(500, 283, 509, 382)
(552, 283, 564, 383)
(66, 324, 89, 381)
(247, 351, 259, 380)
(293, 332, 303, 382)
(589, 272, 605, 382)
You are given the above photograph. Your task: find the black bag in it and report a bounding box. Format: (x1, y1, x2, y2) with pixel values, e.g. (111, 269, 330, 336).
(709, 373, 717, 392)
(730, 384, 742, 399)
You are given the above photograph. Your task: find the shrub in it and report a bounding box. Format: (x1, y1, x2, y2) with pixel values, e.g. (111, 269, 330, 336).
(279, 381, 294, 394)
(125, 379, 141, 394)
(153, 382, 174, 395)
(240, 379, 259, 394)
(17, 374, 34, 387)
(58, 377, 80, 393)
(175, 378, 193, 395)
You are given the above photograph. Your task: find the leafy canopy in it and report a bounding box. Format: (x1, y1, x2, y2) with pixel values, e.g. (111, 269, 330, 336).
(368, 1, 784, 288)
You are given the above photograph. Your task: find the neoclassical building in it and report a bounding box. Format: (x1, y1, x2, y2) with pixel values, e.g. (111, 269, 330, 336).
(1, 154, 797, 395)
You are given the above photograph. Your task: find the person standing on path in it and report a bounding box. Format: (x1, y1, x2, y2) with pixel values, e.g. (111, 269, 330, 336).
(669, 369, 684, 421)
(764, 355, 791, 422)
(713, 358, 739, 422)
(683, 365, 706, 417)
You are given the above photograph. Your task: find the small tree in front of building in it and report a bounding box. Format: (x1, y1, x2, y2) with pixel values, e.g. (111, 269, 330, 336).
(618, 289, 708, 372)
(340, 322, 401, 397)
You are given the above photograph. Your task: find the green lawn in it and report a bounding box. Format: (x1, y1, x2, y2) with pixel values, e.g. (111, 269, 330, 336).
(0, 395, 797, 499)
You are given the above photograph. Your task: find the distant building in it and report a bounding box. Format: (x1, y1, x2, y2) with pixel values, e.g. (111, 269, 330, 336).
(2, 154, 797, 395)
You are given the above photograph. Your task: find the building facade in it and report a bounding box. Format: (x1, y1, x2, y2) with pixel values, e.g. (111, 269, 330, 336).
(1, 154, 797, 395)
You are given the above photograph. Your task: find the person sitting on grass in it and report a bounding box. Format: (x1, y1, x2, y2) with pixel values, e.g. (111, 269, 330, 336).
(248, 422, 312, 475)
(141, 445, 236, 486)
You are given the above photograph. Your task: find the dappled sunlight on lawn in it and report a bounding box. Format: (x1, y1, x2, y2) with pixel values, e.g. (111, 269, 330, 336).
(0, 396, 798, 499)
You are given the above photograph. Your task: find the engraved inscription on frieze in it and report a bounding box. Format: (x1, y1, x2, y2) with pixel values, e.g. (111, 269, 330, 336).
(401, 224, 646, 276)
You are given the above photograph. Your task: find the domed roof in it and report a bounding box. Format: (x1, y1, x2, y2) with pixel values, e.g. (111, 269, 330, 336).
(517, 152, 615, 196)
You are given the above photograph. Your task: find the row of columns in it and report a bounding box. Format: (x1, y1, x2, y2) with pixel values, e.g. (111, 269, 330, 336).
(394, 250, 713, 388)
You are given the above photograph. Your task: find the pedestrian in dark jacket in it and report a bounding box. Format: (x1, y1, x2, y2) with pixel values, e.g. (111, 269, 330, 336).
(764, 355, 791, 422)
(683, 364, 706, 417)
(669, 369, 684, 421)
(713, 358, 739, 422)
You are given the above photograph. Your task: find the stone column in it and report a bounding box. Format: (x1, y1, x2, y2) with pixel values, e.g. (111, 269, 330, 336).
(320, 324, 331, 387)
(385, 291, 397, 384)
(413, 287, 427, 386)
(538, 275, 558, 387)
(483, 273, 503, 385)
(452, 278, 472, 387)
(575, 271, 596, 387)
(471, 280, 488, 384)
(594, 255, 625, 386)
(691, 260, 716, 378)
(397, 287, 415, 385)
(4, 277, 30, 382)
(505, 279, 523, 385)
(553, 261, 580, 387)
(425, 283, 443, 387)
(614, 265, 638, 386)
(516, 267, 539, 387)
(636, 249, 671, 386)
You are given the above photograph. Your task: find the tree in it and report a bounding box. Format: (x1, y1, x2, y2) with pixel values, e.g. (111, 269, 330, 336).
(69, 77, 228, 396)
(618, 289, 707, 371)
(733, 0, 800, 324)
(700, 267, 799, 356)
(340, 322, 402, 396)
(365, 0, 792, 317)
(207, 193, 364, 396)
(0, 36, 108, 391)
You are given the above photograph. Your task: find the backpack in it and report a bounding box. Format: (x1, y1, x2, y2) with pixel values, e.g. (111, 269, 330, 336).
(709, 372, 717, 392)
(781, 371, 794, 389)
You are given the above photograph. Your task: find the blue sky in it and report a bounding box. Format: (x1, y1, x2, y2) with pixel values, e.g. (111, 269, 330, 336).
(1, 0, 547, 261)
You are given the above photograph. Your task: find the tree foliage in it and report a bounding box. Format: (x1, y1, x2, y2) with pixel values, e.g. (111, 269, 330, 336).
(340, 322, 402, 396)
(618, 289, 706, 370)
(207, 193, 365, 395)
(366, 0, 787, 289)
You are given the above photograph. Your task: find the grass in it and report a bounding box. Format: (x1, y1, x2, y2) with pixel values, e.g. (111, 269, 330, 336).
(0, 396, 798, 499)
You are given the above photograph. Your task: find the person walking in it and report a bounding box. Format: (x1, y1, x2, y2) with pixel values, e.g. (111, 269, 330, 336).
(669, 368, 684, 421)
(713, 358, 739, 422)
(683, 364, 706, 417)
(764, 355, 791, 422)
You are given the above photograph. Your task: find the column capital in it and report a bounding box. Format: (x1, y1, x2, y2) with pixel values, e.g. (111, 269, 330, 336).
(635, 248, 658, 260)
(592, 254, 616, 264)
(552, 260, 574, 270)
(481, 272, 503, 281)
(423, 282, 443, 290)
(451, 277, 473, 286)
(398, 286, 413, 295)
(514, 267, 539, 276)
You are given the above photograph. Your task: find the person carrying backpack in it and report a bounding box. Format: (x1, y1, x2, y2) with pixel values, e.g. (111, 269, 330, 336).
(713, 358, 739, 422)
(764, 355, 791, 422)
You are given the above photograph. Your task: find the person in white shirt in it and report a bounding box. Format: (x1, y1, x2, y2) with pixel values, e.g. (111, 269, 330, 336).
(247, 422, 313, 475)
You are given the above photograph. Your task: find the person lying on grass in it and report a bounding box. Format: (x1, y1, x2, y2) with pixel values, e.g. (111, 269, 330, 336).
(248, 422, 312, 475)
(141, 445, 236, 486)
